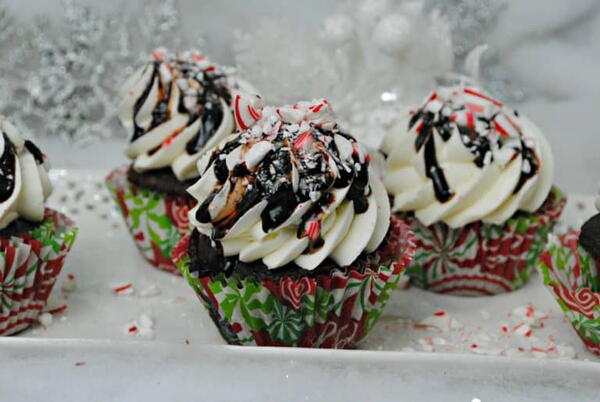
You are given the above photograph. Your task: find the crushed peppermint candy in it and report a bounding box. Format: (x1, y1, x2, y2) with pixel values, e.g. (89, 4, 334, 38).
(408, 86, 541, 202)
(62, 273, 77, 292)
(113, 283, 135, 296)
(363, 302, 579, 360)
(125, 313, 155, 339)
(195, 95, 374, 251)
(38, 312, 53, 327)
(509, 304, 550, 328)
(418, 311, 464, 332)
(138, 284, 161, 298)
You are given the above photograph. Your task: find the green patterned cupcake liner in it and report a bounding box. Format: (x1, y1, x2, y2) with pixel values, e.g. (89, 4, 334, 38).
(402, 187, 566, 296)
(0, 209, 77, 335)
(538, 230, 600, 356)
(172, 216, 416, 348)
(106, 166, 195, 275)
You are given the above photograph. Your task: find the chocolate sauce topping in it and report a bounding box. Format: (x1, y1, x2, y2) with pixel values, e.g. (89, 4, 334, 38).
(131, 63, 159, 143)
(195, 119, 371, 256)
(410, 110, 454, 203)
(129, 56, 231, 148)
(0, 133, 17, 203)
(408, 90, 541, 204)
(24, 140, 44, 164)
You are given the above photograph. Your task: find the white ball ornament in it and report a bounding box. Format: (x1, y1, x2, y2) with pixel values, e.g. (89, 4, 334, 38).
(373, 14, 413, 57)
(320, 14, 355, 45)
(356, 0, 392, 26)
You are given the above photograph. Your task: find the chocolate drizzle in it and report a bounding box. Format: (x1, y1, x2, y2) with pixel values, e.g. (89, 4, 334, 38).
(185, 101, 225, 154)
(131, 62, 160, 142)
(24, 140, 44, 164)
(128, 55, 232, 155)
(411, 110, 454, 203)
(513, 137, 539, 194)
(0, 133, 17, 203)
(194, 121, 371, 256)
(408, 88, 541, 204)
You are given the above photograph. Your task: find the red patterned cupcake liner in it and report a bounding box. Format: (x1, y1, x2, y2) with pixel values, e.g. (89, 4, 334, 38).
(105, 166, 195, 275)
(404, 188, 566, 296)
(173, 216, 416, 348)
(538, 230, 600, 357)
(0, 209, 77, 335)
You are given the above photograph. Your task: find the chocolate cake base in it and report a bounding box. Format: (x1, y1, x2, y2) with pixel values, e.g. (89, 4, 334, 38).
(127, 166, 196, 197)
(187, 228, 390, 280)
(580, 213, 600, 259)
(0, 218, 39, 238)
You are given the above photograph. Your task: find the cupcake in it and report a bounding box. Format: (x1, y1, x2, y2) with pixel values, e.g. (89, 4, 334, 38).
(0, 117, 77, 335)
(380, 86, 566, 295)
(106, 49, 250, 274)
(172, 96, 416, 348)
(538, 194, 600, 356)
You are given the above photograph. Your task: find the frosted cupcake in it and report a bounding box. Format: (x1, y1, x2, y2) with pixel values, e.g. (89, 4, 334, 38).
(538, 193, 600, 356)
(0, 117, 77, 335)
(381, 86, 565, 295)
(106, 49, 249, 274)
(173, 96, 415, 348)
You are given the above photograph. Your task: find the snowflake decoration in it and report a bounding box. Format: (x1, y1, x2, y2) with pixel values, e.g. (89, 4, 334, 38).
(0, 0, 192, 146)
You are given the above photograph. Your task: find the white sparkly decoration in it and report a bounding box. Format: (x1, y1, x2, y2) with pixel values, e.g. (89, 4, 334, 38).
(0, 0, 514, 148)
(0, 0, 186, 146)
(234, 0, 454, 149)
(373, 14, 413, 57)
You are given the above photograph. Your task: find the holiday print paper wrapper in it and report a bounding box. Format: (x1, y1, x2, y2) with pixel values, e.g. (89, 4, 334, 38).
(0, 209, 77, 335)
(538, 231, 600, 356)
(172, 216, 416, 348)
(403, 187, 566, 296)
(105, 166, 195, 275)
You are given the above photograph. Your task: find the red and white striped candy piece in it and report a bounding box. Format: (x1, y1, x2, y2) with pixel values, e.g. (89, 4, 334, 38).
(493, 112, 521, 138)
(233, 91, 264, 131)
(305, 99, 336, 130)
(304, 220, 321, 242)
(151, 48, 167, 61)
(463, 87, 503, 108)
(294, 130, 313, 151)
(276, 106, 305, 124)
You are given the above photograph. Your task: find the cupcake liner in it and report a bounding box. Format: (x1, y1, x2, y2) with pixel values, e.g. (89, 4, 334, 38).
(105, 166, 195, 275)
(173, 216, 416, 348)
(538, 230, 600, 357)
(403, 187, 566, 296)
(0, 209, 77, 335)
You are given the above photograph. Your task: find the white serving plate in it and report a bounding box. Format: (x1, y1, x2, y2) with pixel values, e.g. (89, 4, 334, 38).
(3, 338, 600, 402)
(1, 170, 598, 401)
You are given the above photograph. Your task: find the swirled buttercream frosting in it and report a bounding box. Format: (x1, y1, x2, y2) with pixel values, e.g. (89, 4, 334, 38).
(119, 49, 248, 181)
(0, 117, 52, 230)
(187, 97, 391, 270)
(381, 86, 553, 228)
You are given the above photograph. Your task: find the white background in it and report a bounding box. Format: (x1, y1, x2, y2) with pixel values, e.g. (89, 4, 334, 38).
(5, 0, 600, 194)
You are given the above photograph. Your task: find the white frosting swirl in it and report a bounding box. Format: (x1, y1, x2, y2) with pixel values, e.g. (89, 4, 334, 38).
(119, 49, 246, 181)
(0, 117, 52, 230)
(381, 86, 553, 228)
(188, 99, 391, 270)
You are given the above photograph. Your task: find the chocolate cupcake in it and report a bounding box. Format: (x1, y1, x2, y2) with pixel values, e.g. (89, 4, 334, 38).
(381, 86, 566, 295)
(106, 49, 251, 274)
(0, 117, 77, 335)
(173, 96, 415, 348)
(538, 193, 600, 357)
